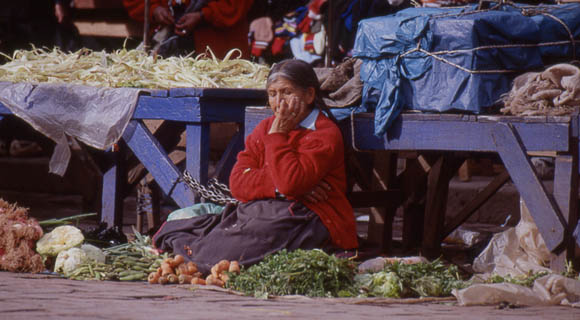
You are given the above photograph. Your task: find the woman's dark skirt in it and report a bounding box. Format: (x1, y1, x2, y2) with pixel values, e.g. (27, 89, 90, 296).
(153, 199, 330, 275)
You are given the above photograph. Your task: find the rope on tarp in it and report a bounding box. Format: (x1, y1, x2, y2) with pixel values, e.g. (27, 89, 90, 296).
(397, 3, 578, 74)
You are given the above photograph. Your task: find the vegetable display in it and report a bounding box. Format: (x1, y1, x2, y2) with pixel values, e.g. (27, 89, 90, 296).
(226, 249, 357, 298)
(64, 230, 165, 281)
(36, 225, 84, 257)
(147, 256, 240, 287)
(0, 47, 269, 89)
(0, 198, 44, 273)
(54, 244, 106, 274)
(484, 271, 550, 288)
(355, 259, 467, 298)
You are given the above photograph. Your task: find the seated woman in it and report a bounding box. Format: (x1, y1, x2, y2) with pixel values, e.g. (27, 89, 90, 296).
(153, 59, 358, 275)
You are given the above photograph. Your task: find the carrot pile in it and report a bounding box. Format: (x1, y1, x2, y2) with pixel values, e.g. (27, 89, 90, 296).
(148, 254, 240, 288)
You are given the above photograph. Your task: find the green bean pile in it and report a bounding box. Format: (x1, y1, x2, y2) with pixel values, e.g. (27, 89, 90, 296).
(65, 231, 168, 281)
(0, 46, 269, 89)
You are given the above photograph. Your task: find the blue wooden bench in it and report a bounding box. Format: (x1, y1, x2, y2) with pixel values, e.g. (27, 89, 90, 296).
(2, 96, 578, 269)
(245, 107, 580, 270)
(0, 87, 267, 228)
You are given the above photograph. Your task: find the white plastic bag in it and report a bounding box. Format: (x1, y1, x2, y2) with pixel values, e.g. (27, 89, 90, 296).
(472, 198, 551, 276)
(453, 283, 547, 306)
(453, 274, 580, 307)
(462, 198, 580, 307)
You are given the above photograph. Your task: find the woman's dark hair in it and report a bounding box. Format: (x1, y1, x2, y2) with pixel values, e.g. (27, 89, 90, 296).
(266, 59, 326, 111)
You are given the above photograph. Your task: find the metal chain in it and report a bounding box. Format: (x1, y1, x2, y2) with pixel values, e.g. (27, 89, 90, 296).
(181, 171, 239, 205)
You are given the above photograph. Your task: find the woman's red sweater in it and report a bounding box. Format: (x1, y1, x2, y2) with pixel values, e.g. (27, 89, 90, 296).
(229, 112, 358, 250)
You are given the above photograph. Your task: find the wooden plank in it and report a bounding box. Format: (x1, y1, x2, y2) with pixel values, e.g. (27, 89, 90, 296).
(365, 153, 389, 250)
(212, 129, 244, 183)
(245, 107, 272, 137)
(0, 102, 11, 115)
(123, 120, 195, 208)
(417, 155, 432, 172)
(477, 115, 507, 123)
(376, 152, 398, 254)
(547, 116, 572, 123)
(127, 121, 185, 186)
(458, 159, 471, 182)
(439, 114, 467, 121)
(443, 170, 511, 238)
(402, 113, 441, 121)
(73, 20, 142, 38)
(186, 123, 211, 188)
(527, 151, 557, 157)
(347, 190, 402, 207)
(135, 96, 251, 123)
(146, 90, 169, 98)
(200, 98, 246, 122)
(572, 113, 579, 138)
(461, 114, 477, 122)
(150, 186, 161, 231)
(550, 149, 579, 271)
(169, 87, 267, 101)
(491, 123, 565, 251)
(401, 157, 427, 250)
(352, 116, 570, 152)
(101, 144, 126, 228)
(346, 151, 399, 253)
(169, 88, 203, 97)
(422, 155, 461, 259)
(133, 97, 202, 122)
(523, 116, 548, 123)
(576, 114, 580, 175)
(74, 0, 124, 9)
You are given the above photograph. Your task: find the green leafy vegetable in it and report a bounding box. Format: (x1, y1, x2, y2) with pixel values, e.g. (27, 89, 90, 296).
(226, 249, 357, 298)
(562, 260, 579, 280)
(356, 259, 467, 298)
(485, 271, 549, 288)
(354, 271, 402, 298)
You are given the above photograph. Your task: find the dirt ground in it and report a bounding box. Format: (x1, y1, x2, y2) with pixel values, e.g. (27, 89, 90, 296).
(1, 272, 578, 320)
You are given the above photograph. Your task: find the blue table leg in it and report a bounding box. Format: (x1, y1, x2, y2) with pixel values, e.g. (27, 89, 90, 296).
(123, 120, 195, 208)
(186, 123, 210, 197)
(492, 122, 565, 251)
(101, 144, 126, 227)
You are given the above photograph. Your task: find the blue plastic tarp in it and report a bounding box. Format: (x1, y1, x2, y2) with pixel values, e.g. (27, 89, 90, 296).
(353, 3, 580, 136)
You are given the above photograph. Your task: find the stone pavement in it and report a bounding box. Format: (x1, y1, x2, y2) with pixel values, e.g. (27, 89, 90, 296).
(1, 272, 578, 320)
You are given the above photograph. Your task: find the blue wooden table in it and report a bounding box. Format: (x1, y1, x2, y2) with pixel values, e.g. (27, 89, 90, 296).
(245, 108, 579, 269)
(0, 87, 266, 227)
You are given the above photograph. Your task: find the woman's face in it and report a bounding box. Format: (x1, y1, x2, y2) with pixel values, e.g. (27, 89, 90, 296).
(267, 76, 315, 115)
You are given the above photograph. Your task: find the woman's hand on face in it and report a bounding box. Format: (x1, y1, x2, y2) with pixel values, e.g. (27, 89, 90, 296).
(269, 96, 304, 134)
(304, 180, 332, 203)
(175, 12, 202, 36)
(153, 7, 174, 26)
